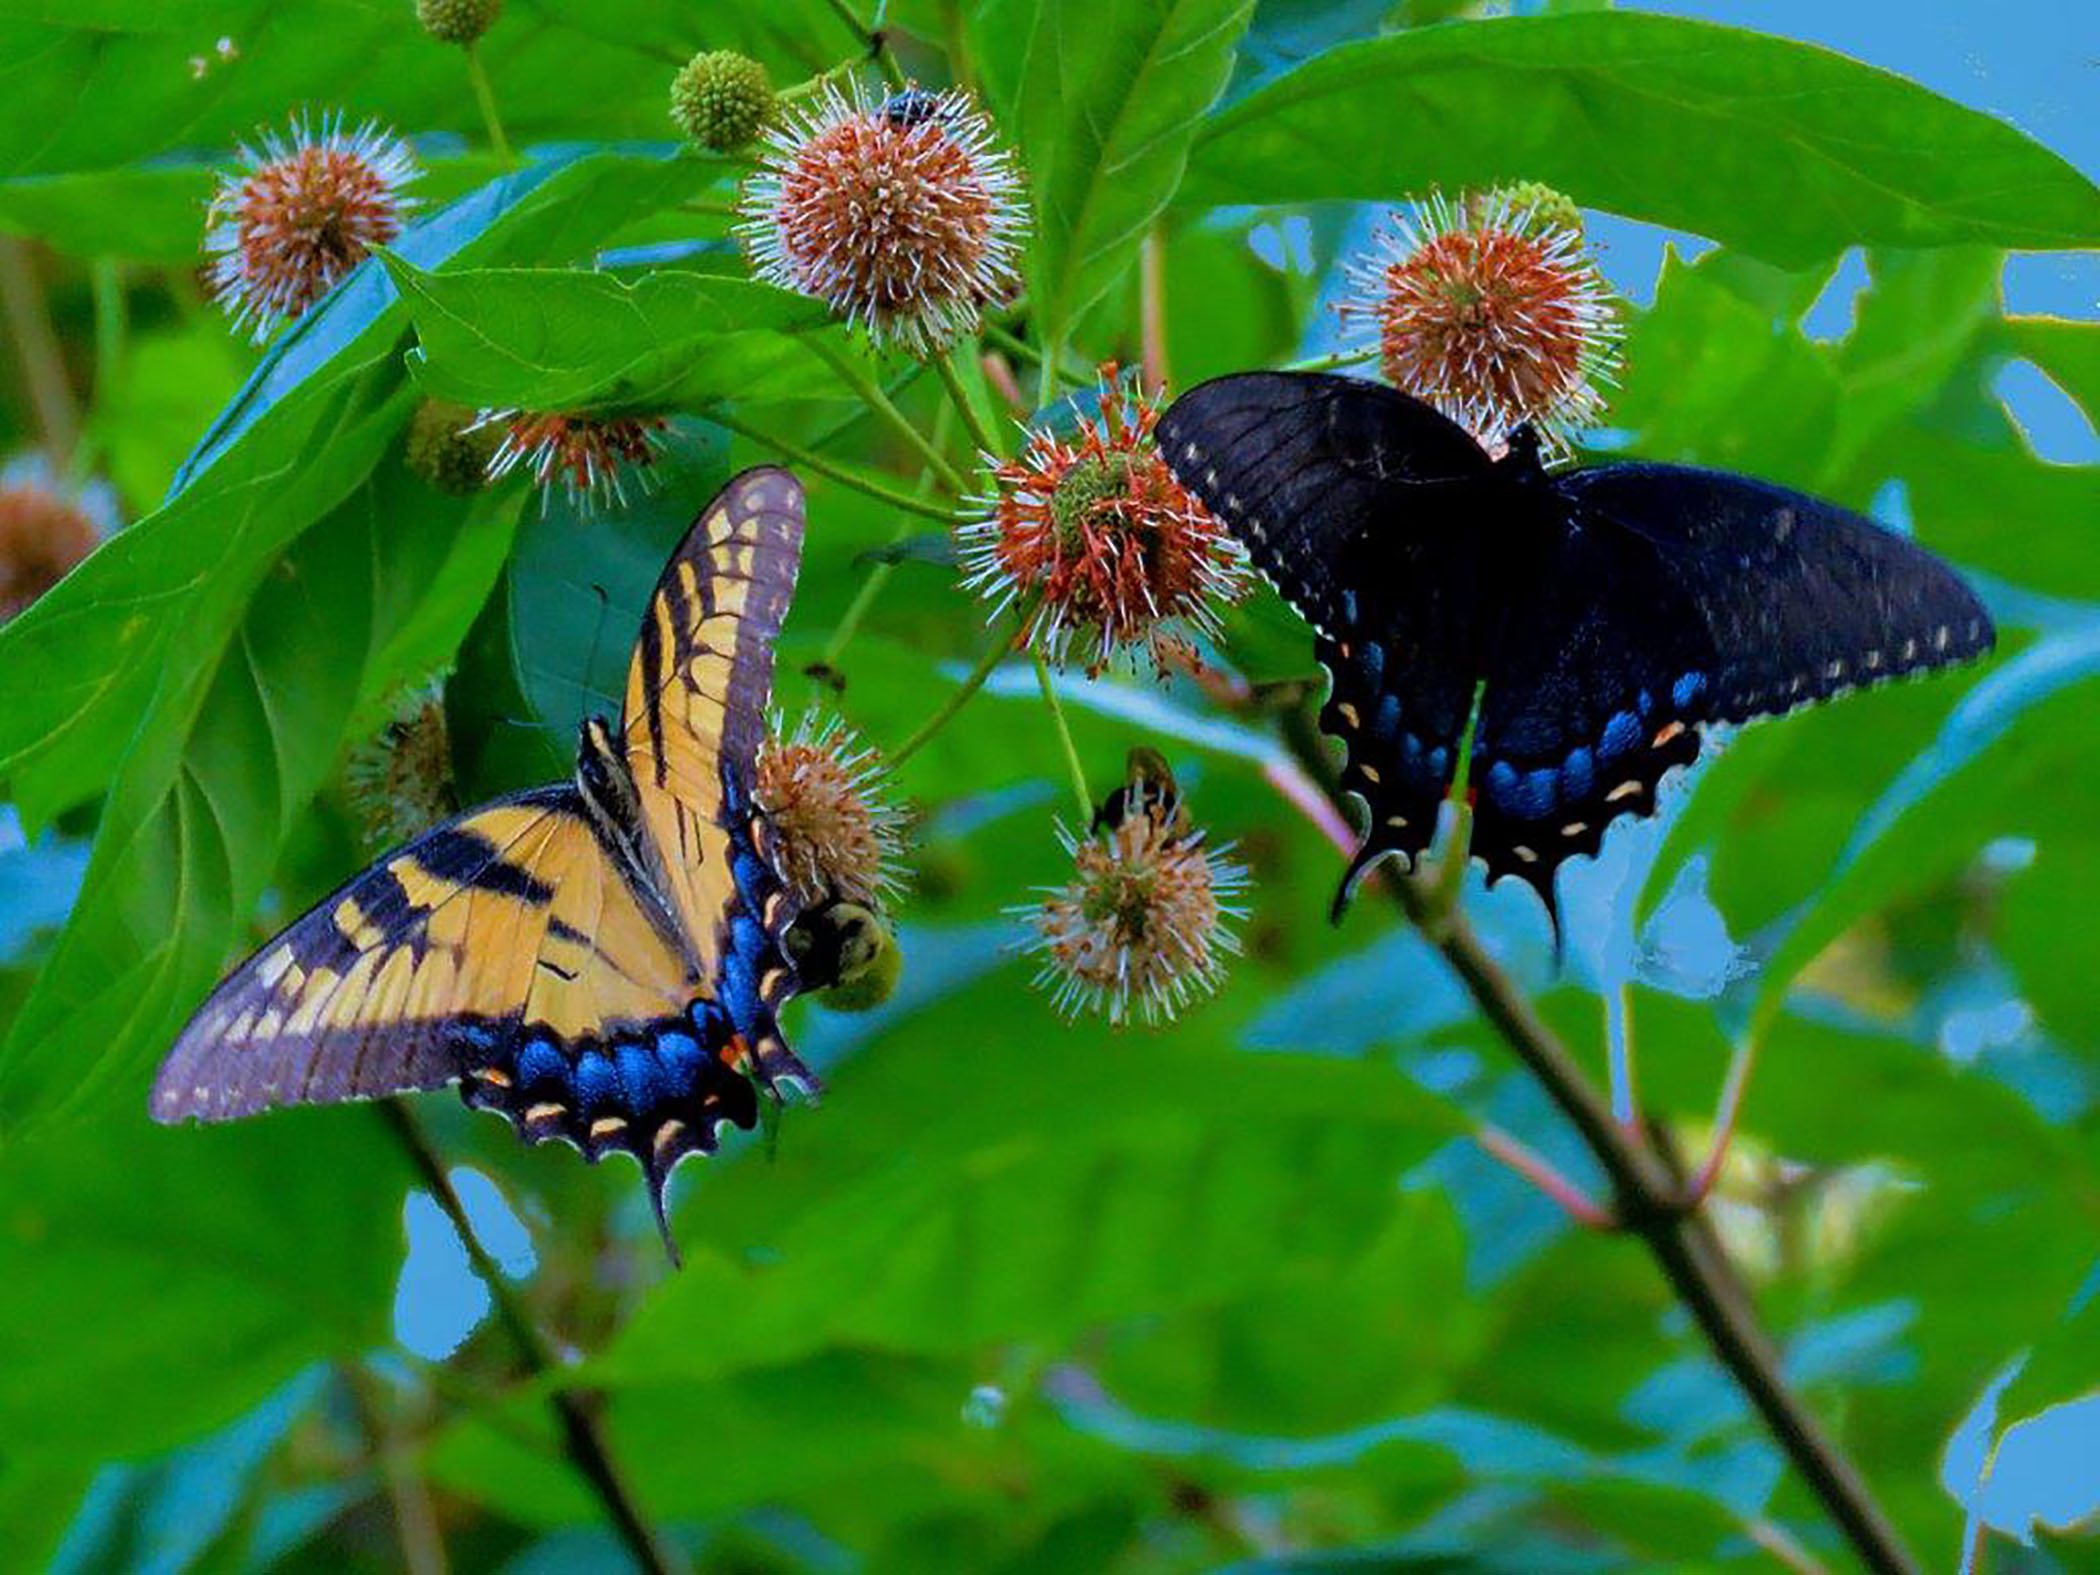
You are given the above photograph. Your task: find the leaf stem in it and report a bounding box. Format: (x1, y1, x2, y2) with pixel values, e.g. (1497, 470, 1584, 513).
(464, 46, 515, 170)
(888, 609, 1022, 765)
(819, 0, 907, 87)
(1272, 713, 1921, 1575)
(933, 348, 1000, 460)
(1032, 654, 1093, 820)
(378, 1102, 684, 1575)
(709, 408, 959, 523)
(0, 237, 79, 463)
(808, 339, 969, 495)
(1280, 345, 1379, 375)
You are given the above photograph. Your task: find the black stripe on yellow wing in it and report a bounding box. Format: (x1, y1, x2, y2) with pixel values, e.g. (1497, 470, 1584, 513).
(618, 466, 808, 1093)
(151, 787, 777, 1185)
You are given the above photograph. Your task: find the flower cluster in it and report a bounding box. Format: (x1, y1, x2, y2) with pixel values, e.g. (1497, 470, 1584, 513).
(755, 711, 909, 913)
(1023, 777, 1246, 1027)
(739, 82, 1024, 356)
(205, 114, 418, 342)
(344, 681, 458, 851)
(0, 461, 105, 622)
(1338, 185, 1620, 460)
(482, 411, 669, 513)
(961, 367, 1249, 678)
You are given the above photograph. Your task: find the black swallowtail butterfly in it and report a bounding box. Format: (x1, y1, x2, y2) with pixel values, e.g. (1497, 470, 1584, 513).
(1156, 372, 1995, 927)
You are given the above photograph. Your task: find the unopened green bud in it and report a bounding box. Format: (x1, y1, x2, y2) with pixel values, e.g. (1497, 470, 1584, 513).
(670, 50, 775, 152)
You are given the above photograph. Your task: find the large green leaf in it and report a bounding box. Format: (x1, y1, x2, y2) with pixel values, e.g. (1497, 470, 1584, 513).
(0, 456, 518, 1134)
(1018, 0, 1256, 357)
(596, 971, 1461, 1385)
(0, 1105, 409, 1462)
(1180, 13, 2100, 265)
(0, 0, 842, 179)
(1747, 639, 2100, 1039)
(385, 260, 839, 411)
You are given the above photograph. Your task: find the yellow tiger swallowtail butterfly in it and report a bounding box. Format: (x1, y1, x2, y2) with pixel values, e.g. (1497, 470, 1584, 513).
(151, 467, 815, 1252)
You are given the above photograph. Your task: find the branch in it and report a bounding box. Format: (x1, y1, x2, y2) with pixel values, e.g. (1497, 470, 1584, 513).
(1272, 716, 1921, 1575)
(380, 1102, 687, 1575)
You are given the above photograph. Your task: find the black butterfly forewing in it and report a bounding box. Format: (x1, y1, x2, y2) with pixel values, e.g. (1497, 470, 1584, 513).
(1159, 372, 1996, 924)
(1156, 373, 1500, 904)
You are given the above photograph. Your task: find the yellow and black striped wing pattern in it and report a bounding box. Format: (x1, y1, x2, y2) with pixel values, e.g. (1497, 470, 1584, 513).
(153, 468, 817, 1221)
(619, 465, 807, 1091)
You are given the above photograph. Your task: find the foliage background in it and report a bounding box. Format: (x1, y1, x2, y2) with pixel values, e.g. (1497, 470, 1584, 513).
(0, 0, 2096, 1571)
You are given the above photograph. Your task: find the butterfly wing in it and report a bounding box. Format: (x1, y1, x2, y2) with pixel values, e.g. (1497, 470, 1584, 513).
(151, 788, 760, 1164)
(1159, 373, 1499, 899)
(1466, 462, 1995, 912)
(618, 466, 809, 1095)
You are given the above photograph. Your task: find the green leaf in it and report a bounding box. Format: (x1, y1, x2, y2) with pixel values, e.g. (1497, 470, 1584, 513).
(385, 259, 839, 411)
(1748, 638, 2100, 1039)
(2002, 314, 2100, 423)
(0, 1105, 409, 1462)
(0, 456, 518, 1134)
(0, 2, 840, 180)
(1998, 1274, 2100, 1426)
(1181, 13, 2100, 265)
(595, 972, 1461, 1385)
(1018, 0, 1257, 357)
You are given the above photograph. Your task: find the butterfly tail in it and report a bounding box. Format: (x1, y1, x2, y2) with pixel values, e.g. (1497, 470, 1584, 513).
(646, 1164, 685, 1270)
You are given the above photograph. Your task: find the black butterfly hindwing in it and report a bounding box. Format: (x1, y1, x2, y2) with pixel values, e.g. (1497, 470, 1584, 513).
(1159, 372, 1996, 924)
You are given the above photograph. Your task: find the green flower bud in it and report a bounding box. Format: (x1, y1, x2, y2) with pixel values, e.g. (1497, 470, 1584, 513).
(670, 50, 775, 152)
(414, 0, 502, 48)
(405, 399, 498, 497)
(1493, 180, 1586, 239)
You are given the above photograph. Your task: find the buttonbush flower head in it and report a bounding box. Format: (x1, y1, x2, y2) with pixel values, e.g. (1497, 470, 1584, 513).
(415, 0, 501, 47)
(0, 456, 109, 622)
(205, 114, 418, 342)
(755, 711, 910, 911)
(405, 399, 499, 496)
(960, 365, 1250, 678)
(1022, 784, 1246, 1027)
(671, 50, 775, 152)
(482, 411, 669, 513)
(1338, 184, 1621, 461)
(738, 81, 1024, 356)
(345, 680, 458, 851)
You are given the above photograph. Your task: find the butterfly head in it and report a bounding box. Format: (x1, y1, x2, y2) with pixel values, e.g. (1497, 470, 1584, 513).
(1493, 424, 1548, 482)
(575, 714, 642, 831)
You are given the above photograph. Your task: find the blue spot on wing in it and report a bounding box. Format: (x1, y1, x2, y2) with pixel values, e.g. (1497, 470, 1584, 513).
(574, 1051, 618, 1111)
(1600, 710, 1641, 758)
(1561, 746, 1594, 799)
(516, 1038, 565, 1092)
(1672, 671, 1707, 708)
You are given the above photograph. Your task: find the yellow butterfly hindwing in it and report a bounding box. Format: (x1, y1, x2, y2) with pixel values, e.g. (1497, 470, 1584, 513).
(152, 468, 816, 1222)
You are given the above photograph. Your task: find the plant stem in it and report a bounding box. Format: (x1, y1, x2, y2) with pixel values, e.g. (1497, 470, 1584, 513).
(819, 0, 907, 87)
(933, 348, 1000, 460)
(808, 339, 969, 495)
(345, 1364, 450, 1575)
(1032, 654, 1093, 819)
(1608, 981, 1639, 1128)
(1272, 717, 1922, 1575)
(709, 408, 958, 523)
(464, 46, 515, 170)
(822, 403, 953, 667)
(1139, 226, 1169, 395)
(0, 237, 79, 462)
(378, 1102, 685, 1575)
(888, 610, 1022, 765)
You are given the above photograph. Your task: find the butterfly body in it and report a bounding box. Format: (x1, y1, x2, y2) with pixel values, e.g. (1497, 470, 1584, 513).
(153, 468, 815, 1242)
(1157, 373, 1994, 923)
